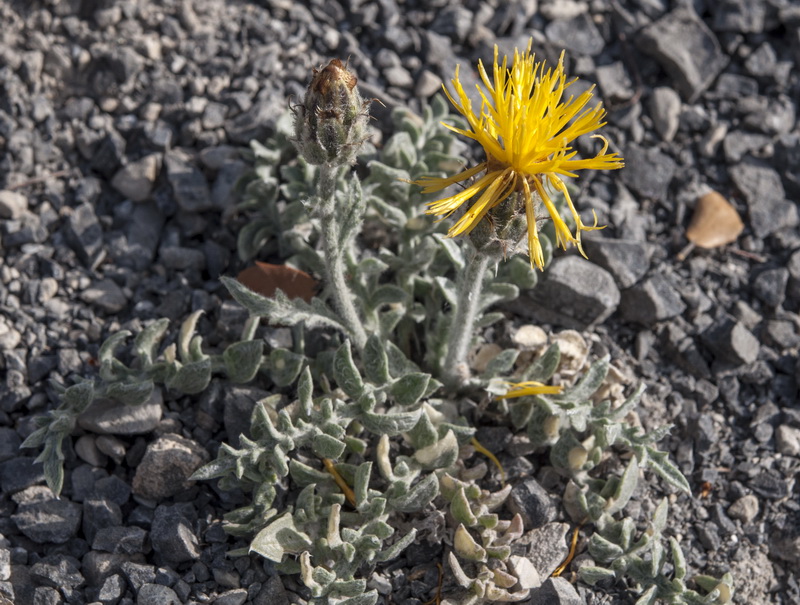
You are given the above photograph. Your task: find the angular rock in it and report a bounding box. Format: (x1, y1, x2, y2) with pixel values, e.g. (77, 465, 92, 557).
(90, 130, 126, 178)
(164, 148, 213, 212)
(0, 190, 28, 219)
(137, 583, 181, 605)
(730, 157, 798, 238)
(92, 526, 149, 556)
(648, 87, 681, 142)
(122, 201, 165, 271)
(712, 0, 766, 33)
(545, 13, 605, 57)
(79, 278, 128, 313)
(132, 433, 208, 500)
(620, 143, 676, 200)
(78, 388, 163, 435)
(582, 238, 650, 289)
(619, 273, 686, 325)
(508, 478, 559, 529)
(29, 554, 85, 591)
(508, 256, 620, 330)
(529, 577, 582, 605)
(637, 7, 728, 102)
(110, 153, 161, 202)
(701, 318, 759, 365)
(752, 268, 789, 308)
(66, 202, 104, 266)
(0, 457, 45, 494)
(12, 487, 82, 544)
(82, 498, 123, 544)
(522, 522, 570, 579)
(150, 505, 201, 563)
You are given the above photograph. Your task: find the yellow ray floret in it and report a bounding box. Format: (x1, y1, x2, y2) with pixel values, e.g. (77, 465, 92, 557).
(415, 41, 624, 270)
(497, 381, 563, 399)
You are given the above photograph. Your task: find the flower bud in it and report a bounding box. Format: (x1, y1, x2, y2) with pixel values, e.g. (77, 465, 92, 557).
(468, 191, 529, 257)
(294, 59, 371, 167)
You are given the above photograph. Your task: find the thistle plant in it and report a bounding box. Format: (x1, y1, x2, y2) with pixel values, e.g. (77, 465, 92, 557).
(22, 44, 733, 605)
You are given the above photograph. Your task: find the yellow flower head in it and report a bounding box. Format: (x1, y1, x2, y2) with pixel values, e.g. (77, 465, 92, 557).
(415, 41, 624, 269)
(496, 381, 563, 399)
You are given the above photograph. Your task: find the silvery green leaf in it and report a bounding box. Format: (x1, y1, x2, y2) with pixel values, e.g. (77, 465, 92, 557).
(382, 131, 417, 169)
(579, 566, 618, 586)
(433, 233, 465, 271)
(134, 318, 169, 366)
(508, 398, 533, 430)
(555, 355, 609, 403)
(385, 341, 420, 377)
(595, 420, 622, 449)
(289, 460, 331, 486)
(480, 282, 518, 310)
(312, 434, 346, 459)
(354, 462, 372, 510)
(650, 538, 665, 576)
(522, 343, 560, 383)
(646, 448, 690, 493)
(563, 481, 589, 523)
(251, 513, 312, 562)
(269, 348, 304, 388)
(237, 220, 273, 262)
(166, 359, 212, 394)
(39, 438, 67, 496)
(360, 409, 421, 436)
(506, 254, 538, 289)
(366, 194, 408, 228)
(414, 430, 458, 470)
(434, 276, 458, 307)
(450, 486, 478, 526)
(369, 285, 408, 308)
(652, 498, 669, 534)
(407, 410, 438, 450)
(588, 533, 625, 563)
(105, 380, 154, 406)
(63, 381, 95, 414)
(378, 307, 405, 336)
(376, 528, 417, 563)
(337, 591, 379, 605)
(366, 161, 411, 201)
(190, 456, 236, 481)
(476, 312, 505, 328)
(98, 330, 131, 365)
(222, 278, 347, 332)
(358, 256, 390, 275)
(606, 457, 640, 514)
(363, 335, 391, 385)
(330, 578, 369, 599)
(362, 518, 393, 540)
(178, 310, 204, 363)
(389, 372, 430, 406)
(390, 473, 438, 513)
(609, 383, 646, 421)
(634, 584, 658, 605)
(223, 340, 263, 383)
(669, 537, 687, 581)
(20, 425, 49, 450)
(334, 340, 364, 399)
(454, 524, 487, 561)
(481, 349, 519, 377)
(297, 366, 313, 418)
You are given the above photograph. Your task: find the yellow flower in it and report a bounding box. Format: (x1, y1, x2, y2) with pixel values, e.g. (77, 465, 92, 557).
(415, 41, 624, 269)
(496, 381, 563, 399)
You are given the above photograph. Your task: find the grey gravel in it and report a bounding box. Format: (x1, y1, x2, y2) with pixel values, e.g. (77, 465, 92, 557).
(619, 273, 686, 325)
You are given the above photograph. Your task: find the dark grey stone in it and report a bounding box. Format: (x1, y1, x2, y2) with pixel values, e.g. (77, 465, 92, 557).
(582, 238, 650, 289)
(93, 525, 149, 555)
(508, 256, 620, 330)
(96, 573, 126, 605)
(136, 583, 181, 605)
(12, 493, 82, 544)
(752, 268, 789, 308)
(712, 0, 766, 33)
(65, 202, 104, 266)
(164, 149, 213, 213)
(743, 95, 797, 136)
(730, 157, 798, 238)
(95, 474, 132, 507)
(150, 505, 201, 564)
(214, 589, 248, 605)
(749, 472, 788, 500)
(545, 13, 605, 56)
(0, 457, 44, 494)
(637, 7, 727, 102)
(254, 576, 290, 605)
(33, 586, 60, 605)
(77, 388, 163, 435)
(620, 143, 676, 200)
(723, 131, 771, 164)
(648, 86, 681, 142)
(0, 428, 21, 463)
(224, 100, 277, 145)
(29, 554, 84, 591)
(223, 386, 271, 447)
(619, 273, 686, 325)
(702, 318, 759, 366)
(507, 478, 558, 529)
(595, 61, 635, 103)
(430, 6, 472, 42)
(119, 561, 157, 592)
(90, 130, 126, 178)
(662, 324, 712, 379)
(529, 577, 582, 605)
(0, 548, 9, 582)
(82, 498, 123, 544)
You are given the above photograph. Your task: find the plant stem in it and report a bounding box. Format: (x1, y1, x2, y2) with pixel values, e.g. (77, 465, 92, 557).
(317, 163, 368, 351)
(442, 246, 493, 390)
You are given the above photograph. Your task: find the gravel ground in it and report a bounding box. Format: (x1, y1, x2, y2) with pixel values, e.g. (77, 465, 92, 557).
(1, 0, 798, 604)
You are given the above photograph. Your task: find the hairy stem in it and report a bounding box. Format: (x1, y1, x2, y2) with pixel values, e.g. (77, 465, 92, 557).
(442, 247, 493, 390)
(317, 163, 368, 351)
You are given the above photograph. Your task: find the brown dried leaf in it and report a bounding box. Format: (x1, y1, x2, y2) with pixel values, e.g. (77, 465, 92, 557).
(686, 191, 744, 249)
(237, 262, 317, 303)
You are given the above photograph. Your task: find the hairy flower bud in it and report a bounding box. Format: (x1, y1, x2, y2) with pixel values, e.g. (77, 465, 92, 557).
(294, 59, 371, 167)
(468, 191, 529, 257)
